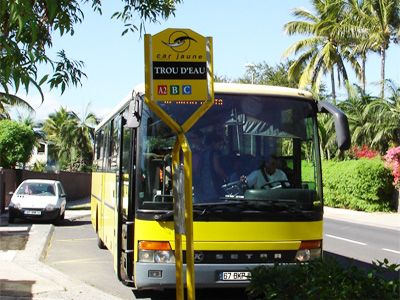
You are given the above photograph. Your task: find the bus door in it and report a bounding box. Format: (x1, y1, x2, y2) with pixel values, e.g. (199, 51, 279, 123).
(116, 113, 135, 285)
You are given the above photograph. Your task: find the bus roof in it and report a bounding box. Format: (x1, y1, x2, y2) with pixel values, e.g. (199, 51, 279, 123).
(95, 83, 314, 131)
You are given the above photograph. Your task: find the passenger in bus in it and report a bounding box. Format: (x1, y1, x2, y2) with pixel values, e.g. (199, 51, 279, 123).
(241, 155, 288, 189)
(195, 132, 228, 202)
(188, 129, 204, 175)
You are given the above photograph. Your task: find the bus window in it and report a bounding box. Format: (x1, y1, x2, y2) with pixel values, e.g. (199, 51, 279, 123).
(109, 117, 120, 172)
(94, 130, 104, 171)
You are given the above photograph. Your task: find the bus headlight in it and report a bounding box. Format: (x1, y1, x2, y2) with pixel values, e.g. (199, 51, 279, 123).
(295, 240, 322, 262)
(138, 250, 154, 263)
(138, 241, 175, 264)
(154, 250, 175, 263)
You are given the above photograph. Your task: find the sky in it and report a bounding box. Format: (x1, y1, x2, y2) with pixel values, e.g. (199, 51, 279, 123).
(13, 0, 400, 121)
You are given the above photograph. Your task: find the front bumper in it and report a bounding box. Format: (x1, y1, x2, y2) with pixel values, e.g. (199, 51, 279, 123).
(9, 207, 61, 221)
(135, 262, 276, 290)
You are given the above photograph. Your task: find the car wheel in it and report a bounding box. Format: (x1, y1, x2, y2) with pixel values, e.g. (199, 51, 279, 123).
(53, 213, 63, 225)
(8, 214, 15, 224)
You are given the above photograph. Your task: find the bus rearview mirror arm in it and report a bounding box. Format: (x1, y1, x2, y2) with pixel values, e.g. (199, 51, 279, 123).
(125, 92, 143, 128)
(318, 101, 351, 151)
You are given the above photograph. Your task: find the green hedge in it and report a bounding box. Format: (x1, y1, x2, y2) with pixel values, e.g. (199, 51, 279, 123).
(302, 159, 395, 212)
(246, 258, 400, 300)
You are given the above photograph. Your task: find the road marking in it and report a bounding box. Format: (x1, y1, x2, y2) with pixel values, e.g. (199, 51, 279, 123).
(382, 248, 400, 255)
(55, 237, 97, 242)
(50, 257, 107, 265)
(325, 234, 367, 245)
(0, 227, 30, 232)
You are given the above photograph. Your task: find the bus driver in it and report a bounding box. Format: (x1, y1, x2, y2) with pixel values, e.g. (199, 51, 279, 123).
(241, 156, 289, 189)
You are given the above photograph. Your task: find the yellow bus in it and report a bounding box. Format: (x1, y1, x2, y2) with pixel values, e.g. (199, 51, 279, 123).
(91, 82, 350, 289)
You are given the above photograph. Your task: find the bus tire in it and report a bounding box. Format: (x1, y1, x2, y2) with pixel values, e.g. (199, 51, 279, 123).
(97, 236, 107, 249)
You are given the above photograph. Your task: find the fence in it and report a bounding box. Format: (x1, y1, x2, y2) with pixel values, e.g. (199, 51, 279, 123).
(0, 168, 91, 213)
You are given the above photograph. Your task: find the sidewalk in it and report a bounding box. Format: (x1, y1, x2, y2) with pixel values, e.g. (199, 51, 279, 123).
(0, 206, 399, 299)
(324, 206, 400, 231)
(0, 209, 123, 300)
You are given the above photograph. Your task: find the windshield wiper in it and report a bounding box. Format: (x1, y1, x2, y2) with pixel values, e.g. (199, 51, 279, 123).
(153, 208, 207, 221)
(154, 210, 174, 221)
(194, 199, 305, 213)
(149, 200, 307, 220)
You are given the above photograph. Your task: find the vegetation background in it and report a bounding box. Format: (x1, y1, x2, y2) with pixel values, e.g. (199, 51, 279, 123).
(0, 0, 399, 210)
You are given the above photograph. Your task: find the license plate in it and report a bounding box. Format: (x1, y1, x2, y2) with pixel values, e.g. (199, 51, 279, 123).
(218, 271, 251, 281)
(24, 210, 41, 215)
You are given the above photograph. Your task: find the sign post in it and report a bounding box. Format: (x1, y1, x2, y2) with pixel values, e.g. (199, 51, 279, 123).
(144, 28, 213, 300)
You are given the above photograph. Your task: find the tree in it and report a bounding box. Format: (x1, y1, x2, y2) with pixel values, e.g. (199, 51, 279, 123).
(338, 85, 378, 150)
(0, 94, 35, 120)
(364, 79, 400, 150)
(0, 0, 182, 107)
(283, 0, 361, 102)
(0, 120, 36, 168)
(337, 81, 399, 154)
(345, 0, 400, 98)
(43, 106, 98, 172)
(239, 61, 300, 88)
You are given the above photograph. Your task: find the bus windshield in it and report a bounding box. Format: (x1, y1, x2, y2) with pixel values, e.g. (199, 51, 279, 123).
(136, 93, 321, 214)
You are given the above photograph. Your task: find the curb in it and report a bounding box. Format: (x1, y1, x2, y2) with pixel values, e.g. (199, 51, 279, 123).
(67, 213, 91, 222)
(40, 224, 54, 262)
(1, 213, 122, 299)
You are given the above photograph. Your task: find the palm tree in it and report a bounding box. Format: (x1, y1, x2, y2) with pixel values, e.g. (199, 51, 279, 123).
(0, 93, 35, 119)
(68, 105, 98, 171)
(283, 0, 361, 103)
(338, 85, 378, 148)
(43, 107, 77, 170)
(43, 105, 98, 171)
(364, 79, 400, 150)
(347, 0, 400, 98)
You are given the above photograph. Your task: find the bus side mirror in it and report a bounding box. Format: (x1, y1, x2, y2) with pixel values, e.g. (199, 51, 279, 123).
(125, 93, 143, 128)
(318, 101, 351, 151)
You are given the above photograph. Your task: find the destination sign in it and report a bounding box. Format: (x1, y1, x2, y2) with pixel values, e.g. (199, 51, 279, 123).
(153, 62, 207, 80)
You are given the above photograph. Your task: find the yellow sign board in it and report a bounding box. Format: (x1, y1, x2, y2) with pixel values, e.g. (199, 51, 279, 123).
(145, 28, 212, 102)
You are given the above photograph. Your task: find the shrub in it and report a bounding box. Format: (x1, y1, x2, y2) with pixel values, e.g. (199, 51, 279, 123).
(246, 258, 400, 300)
(322, 159, 395, 211)
(0, 120, 36, 168)
(352, 145, 379, 159)
(301, 159, 395, 211)
(384, 147, 400, 190)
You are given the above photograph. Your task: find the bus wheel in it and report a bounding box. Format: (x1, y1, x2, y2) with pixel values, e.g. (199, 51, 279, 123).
(97, 236, 107, 249)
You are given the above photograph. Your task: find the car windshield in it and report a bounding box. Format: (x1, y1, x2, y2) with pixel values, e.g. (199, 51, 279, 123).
(17, 182, 56, 196)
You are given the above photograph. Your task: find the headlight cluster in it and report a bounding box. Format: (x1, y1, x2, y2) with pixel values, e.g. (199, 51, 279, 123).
(295, 240, 322, 262)
(45, 204, 56, 211)
(138, 241, 175, 264)
(9, 202, 21, 209)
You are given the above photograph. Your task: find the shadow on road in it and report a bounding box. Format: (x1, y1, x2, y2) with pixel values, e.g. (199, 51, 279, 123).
(0, 279, 35, 299)
(56, 219, 92, 227)
(134, 287, 250, 300)
(324, 251, 399, 280)
(0, 229, 30, 251)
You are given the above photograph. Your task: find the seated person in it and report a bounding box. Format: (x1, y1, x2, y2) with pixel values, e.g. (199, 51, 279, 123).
(242, 155, 288, 189)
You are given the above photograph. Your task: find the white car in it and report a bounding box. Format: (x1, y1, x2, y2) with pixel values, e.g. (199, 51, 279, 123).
(8, 179, 67, 224)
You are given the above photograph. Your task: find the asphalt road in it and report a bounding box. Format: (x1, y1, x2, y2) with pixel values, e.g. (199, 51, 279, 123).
(44, 216, 400, 299)
(44, 216, 249, 300)
(324, 218, 400, 265)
